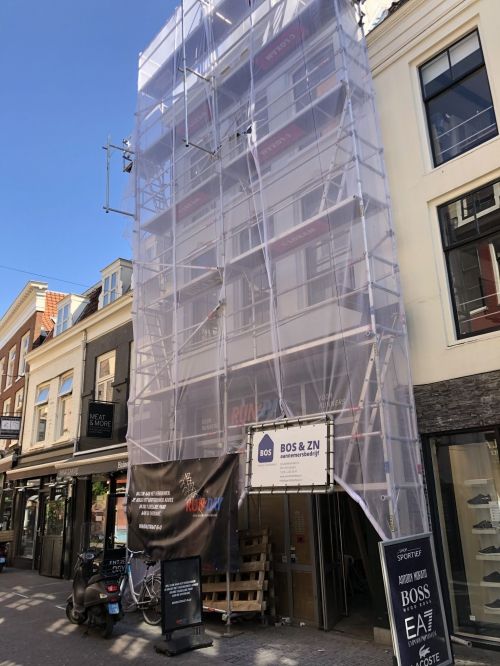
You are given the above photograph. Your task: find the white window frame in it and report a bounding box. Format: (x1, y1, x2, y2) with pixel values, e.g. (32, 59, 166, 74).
(5, 346, 16, 389)
(0, 358, 4, 394)
(103, 271, 119, 306)
(34, 384, 50, 444)
(56, 303, 70, 336)
(57, 373, 73, 440)
(3, 398, 11, 416)
(14, 388, 23, 416)
(95, 350, 116, 402)
(18, 331, 30, 377)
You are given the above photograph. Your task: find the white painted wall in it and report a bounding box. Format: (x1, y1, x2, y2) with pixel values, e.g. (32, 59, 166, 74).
(367, 0, 500, 385)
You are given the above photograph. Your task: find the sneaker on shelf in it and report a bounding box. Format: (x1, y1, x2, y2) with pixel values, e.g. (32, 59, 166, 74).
(467, 494, 492, 505)
(473, 520, 493, 529)
(479, 545, 500, 554)
(485, 599, 500, 609)
(483, 571, 500, 583)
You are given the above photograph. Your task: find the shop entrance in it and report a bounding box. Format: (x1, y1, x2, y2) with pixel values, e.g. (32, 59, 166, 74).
(39, 497, 66, 577)
(245, 490, 378, 633)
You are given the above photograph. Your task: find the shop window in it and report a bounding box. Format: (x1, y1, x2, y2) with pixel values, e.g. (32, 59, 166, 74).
(90, 477, 108, 548)
(103, 271, 118, 306)
(96, 351, 116, 402)
(55, 302, 70, 335)
(57, 374, 73, 439)
(438, 178, 500, 338)
(431, 430, 500, 640)
(18, 331, 30, 377)
(34, 384, 49, 444)
(420, 31, 497, 166)
(5, 346, 16, 389)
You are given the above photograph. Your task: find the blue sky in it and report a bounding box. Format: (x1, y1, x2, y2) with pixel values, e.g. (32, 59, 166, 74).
(0, 0, 176, 315)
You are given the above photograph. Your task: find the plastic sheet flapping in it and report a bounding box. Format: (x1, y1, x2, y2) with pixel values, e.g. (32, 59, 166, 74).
(128, 0, 428, 540)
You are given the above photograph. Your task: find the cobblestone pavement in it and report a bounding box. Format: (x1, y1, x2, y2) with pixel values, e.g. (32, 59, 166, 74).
(0, 568, 498, 666)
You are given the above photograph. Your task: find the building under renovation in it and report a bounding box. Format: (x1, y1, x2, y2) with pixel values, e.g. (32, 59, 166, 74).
(128, 0, 427, 627)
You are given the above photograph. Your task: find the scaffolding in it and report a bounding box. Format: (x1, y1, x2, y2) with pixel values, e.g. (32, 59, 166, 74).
(128, 0, 428, 540)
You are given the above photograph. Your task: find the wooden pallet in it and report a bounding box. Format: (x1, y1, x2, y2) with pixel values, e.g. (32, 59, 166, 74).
(202, 529, 274, 615)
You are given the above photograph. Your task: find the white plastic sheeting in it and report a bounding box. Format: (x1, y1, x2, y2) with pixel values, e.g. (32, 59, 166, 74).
(128, 0, 427, 540)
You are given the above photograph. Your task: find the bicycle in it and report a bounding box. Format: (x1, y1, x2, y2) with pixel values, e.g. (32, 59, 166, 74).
(119, 548, 162, 626)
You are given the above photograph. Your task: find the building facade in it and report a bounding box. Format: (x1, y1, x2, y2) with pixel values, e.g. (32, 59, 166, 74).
(0, 282, 64, 545)
(368, 0, 500, 646)
(7, 259, 132, 578)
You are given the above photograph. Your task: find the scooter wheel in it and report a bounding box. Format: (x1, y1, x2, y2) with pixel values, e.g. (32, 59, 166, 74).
(100, 613, 114, 639)
(66, 601, 87, 625)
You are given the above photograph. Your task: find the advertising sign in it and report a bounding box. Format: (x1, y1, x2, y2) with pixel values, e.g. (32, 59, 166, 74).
(248, 419, 333, 492)
(128, 454, 239, 571)
(379, 533, 453, 666)
(87, 402, 114, 438)
(161, 557, 202, 634)
(0, 416, 21, 439)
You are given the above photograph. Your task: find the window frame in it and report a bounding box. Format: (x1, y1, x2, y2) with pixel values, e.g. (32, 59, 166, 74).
(438, 177, 500, 339)
(33, 384, 50, 445)
(56, 302, 70, 336)
(5, 346, 16, 389)
(95, 350, 116, 403)
(103, 271, 119, 306)
(18, 331, 30, 377)
(419, 30, 497, 167)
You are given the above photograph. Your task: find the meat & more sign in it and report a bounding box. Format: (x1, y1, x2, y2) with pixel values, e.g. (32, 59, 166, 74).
(87, 402, 114, 438)
(248, 420, 332, 491)
(379, 534, 453, 666)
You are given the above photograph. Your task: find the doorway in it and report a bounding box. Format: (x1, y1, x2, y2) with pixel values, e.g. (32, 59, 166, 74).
(39, 497, 66, 577)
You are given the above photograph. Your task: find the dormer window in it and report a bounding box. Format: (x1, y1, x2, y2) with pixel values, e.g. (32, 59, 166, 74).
(99, 259, 132, 309)
(56, 303, 70, 335)
(103, 271, 118, 306)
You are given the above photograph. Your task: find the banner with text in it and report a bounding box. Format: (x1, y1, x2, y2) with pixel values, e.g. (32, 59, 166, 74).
(379, 533, 453, 666)
(248, 420, 332, 491)
(128, 454, 239, 571)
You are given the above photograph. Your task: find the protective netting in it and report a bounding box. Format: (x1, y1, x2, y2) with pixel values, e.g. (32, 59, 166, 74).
(128, 0, 428, 540)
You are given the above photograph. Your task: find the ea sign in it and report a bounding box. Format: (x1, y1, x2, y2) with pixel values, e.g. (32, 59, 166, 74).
(257, 434, 274, 463)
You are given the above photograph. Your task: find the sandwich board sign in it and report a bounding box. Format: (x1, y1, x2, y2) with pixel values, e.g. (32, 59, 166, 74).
(379, 533, 453, 666)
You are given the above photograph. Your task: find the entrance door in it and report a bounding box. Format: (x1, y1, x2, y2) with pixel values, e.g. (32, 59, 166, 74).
(106, 493, 128, 549)
(39, 498, 66, 577)
(19, 492, 40, 563)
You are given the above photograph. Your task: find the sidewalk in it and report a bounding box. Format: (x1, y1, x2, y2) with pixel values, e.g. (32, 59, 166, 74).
(0, 568, 497, 666)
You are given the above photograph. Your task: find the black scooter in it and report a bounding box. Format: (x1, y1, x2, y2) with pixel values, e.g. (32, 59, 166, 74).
(66, 548, 122, 638)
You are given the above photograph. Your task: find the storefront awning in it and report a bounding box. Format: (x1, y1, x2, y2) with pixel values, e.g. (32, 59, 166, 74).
(7, 461, 57, 481)
(0, 454, 14, 474)
(55, 451, 128, 477)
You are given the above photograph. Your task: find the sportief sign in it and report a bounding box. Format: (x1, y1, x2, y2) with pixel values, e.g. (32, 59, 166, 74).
(247, 419, 333, 492)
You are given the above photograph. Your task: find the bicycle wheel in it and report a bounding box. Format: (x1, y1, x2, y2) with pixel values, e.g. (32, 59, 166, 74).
(140, 574, 162, 626)
(120, 579, 136, 612)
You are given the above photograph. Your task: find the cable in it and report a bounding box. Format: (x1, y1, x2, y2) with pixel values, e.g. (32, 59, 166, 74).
(0, 264, 91, 289)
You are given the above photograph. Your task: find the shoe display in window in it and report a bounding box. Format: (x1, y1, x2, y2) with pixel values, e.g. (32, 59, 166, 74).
(473, 520, 494, 529)
(483, 571, 500, 583)
(479, 545, 500, 554)
(467, 494, 492, 505)
(485, 599, 500, 609)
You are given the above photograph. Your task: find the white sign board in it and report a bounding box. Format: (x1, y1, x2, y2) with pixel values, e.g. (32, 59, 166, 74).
(248, 421, 331, 491)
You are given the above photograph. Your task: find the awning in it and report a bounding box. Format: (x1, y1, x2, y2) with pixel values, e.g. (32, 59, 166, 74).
(55, 452, 128, 477)
(0, 454, 14, 474)
(7, 462, 57, 481)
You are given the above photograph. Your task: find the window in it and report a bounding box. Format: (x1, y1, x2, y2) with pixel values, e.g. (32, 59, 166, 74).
(301, 181, 342, 222)
(293, 46, 336, 112)
(234, 216, 274, 256)
(14, 388, 23, 415)
(18, 331, 30, 377)
(56, 303, 70, 335)
(34, 385, 49, 444)
(57, 374, 73, 439)
(241, 268, 271, 329)
(439, 178, 500, 338)
(305, 235, 355, 307)
(103, 272, 118, 306)
(3, 398, 11, 417)
(96, 351, 116, 402)
(5, 346, 16, 388)
(420, 31, 497, 166)
(0, 358, 4, 394)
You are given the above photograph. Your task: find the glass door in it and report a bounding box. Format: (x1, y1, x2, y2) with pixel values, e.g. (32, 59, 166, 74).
(19, 492, 39, 560)
(39, 498, 66, 577)
(431, 430, 500, 642)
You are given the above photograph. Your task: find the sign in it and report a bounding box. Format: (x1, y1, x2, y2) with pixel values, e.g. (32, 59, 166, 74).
(0, 416, 21, 439)
(248, 419, 333, 492)
(87, 402, 114, 438)
(379, 533, 453, 666)
(161, 557, 202, 634)
(128, 454, 239, 570)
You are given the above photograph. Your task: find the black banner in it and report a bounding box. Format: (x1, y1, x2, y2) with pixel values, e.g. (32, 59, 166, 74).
(379, 533, 453, 666)
(128, 454, 239, 571)
(87, 402, 114, 438)
(161, 557, 202, 634)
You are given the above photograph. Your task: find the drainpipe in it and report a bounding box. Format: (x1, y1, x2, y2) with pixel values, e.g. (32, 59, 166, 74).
(73, 329, 88, 454)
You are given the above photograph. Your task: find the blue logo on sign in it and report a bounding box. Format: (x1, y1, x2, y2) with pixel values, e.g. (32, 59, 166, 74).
(258, 434, 274, 463)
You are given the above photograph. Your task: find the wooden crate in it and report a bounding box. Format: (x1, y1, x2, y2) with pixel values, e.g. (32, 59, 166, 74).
(202, 529, 274, 616)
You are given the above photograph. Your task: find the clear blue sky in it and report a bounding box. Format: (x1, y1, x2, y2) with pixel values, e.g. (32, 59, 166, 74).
(0, 0, 176, 315)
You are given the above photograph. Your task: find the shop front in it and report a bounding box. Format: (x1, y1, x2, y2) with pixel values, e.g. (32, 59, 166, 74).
(55, 449, 128, 570)
(425, 428, 500, 646)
